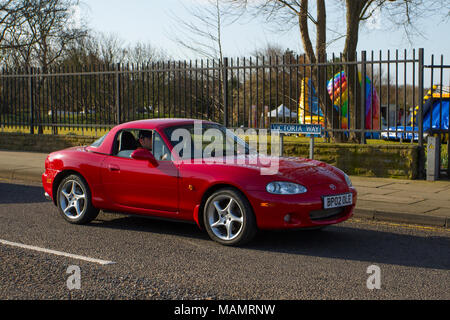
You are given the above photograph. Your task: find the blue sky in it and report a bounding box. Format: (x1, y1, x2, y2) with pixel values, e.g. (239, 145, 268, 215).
(82, 0, 450, 62)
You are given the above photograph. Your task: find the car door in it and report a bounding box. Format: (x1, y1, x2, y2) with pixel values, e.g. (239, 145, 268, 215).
(101, 129, 179, 213)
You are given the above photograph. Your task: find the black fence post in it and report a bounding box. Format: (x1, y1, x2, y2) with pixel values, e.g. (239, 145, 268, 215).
(418, 48, 424, 148)
(418, 48, 425, 179)
(28, 68, 34, 134)
(116, 63, 121, 125)
(222, 57, 229, 127)
(361, 51, 367, 144)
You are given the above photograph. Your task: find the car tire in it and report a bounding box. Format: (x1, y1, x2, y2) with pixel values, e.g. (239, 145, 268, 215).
(56, 174, 99, 224)
(203, 188, 257, 246)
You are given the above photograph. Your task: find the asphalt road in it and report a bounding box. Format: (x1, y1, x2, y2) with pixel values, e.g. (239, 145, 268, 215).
(0, 180, 449, 300)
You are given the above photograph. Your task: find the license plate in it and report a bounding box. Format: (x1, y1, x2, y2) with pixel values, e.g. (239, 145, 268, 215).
(323, 193, 353, 209)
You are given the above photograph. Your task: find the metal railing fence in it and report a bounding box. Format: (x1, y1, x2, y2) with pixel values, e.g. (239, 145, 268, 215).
(0, 48, 448, 154)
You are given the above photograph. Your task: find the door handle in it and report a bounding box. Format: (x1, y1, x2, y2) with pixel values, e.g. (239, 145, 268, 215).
(108, 164, 120, 172)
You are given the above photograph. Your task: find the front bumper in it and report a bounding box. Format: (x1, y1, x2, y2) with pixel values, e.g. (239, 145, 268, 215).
(245, 187, 357, 230)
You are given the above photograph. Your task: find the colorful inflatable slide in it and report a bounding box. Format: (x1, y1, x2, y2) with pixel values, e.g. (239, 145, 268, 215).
(298, 72, 380, 134)
(298, 77, 324, 125)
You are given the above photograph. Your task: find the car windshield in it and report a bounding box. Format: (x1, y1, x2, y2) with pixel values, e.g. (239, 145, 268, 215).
(90, 134, 107, 148)
(164, 123, 254, 159)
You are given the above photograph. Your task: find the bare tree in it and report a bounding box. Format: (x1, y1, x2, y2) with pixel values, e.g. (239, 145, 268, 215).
(1, 0, 88, 133)
(62, 32, 103, 66)
(169, 0, 241, 62)
(33, 0, 86, 71)
(0, 0, 32, 48)
(94, 32, 127, 65)
(169, 0, 241, 122)
(66, 32, 166, 65)
(124, 41, 166, 65)
(2, 0, 88, 70)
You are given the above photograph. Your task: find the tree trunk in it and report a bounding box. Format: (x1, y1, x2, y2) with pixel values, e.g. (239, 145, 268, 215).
(299, 0, 344, 142)
(343, 0, 367, 143)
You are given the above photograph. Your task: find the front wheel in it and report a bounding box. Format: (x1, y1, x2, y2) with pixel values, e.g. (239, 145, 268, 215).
(56, 174, 99, 224)
(203, 188, 257, 246)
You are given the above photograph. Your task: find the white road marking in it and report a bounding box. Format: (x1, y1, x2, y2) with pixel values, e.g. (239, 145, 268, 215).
(0, 239, 116, 265)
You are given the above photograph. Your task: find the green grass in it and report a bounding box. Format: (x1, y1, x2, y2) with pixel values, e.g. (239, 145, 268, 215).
(0, 125, 110, 137)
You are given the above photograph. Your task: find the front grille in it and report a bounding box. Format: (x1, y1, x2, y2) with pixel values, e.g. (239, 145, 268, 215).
(309, 207, 345, 221)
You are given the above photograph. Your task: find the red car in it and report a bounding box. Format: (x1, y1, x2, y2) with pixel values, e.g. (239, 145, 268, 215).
(42, 119, 357, 246)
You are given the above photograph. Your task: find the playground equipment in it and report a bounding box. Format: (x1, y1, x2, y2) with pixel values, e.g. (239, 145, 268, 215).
(298, 72, 381, 134)
(298, 77, 324, 126)
(414, 85, 449, 141)
(326, 71, 380, 131)
(381, 85, 449, 142)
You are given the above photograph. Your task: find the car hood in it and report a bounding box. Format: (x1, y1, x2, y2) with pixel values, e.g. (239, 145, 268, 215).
(215, 155, 347, 188)
(271, 156, 346, 187)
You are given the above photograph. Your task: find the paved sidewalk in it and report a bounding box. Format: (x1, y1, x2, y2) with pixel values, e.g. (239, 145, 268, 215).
(351, 176, 450, 228)
(0, 150, 449, 228)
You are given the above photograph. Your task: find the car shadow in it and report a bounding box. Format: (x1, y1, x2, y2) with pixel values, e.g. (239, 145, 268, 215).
(90, 213, 209, 241)
(0, 182, 47, 204)
(248, 226, 450, 270)
(89, 212, 449, 271)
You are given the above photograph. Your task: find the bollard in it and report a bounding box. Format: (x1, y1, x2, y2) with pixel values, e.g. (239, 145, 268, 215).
(426, 136, 441, 181)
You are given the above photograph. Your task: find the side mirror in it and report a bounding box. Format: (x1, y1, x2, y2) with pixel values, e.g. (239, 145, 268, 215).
(131, 148, 158, 166)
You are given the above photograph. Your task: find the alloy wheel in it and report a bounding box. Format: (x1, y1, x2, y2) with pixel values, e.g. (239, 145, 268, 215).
(206, 195, 244, 241)
(59, 179, 87, 220)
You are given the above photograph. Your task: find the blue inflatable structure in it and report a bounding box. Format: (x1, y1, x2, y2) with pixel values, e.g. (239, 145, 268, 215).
(381, 86, 449, 141)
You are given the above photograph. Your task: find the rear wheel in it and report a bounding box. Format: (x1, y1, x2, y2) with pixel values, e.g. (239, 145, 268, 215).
(203, 188, 257, 246)
(56, 174, 99, 224)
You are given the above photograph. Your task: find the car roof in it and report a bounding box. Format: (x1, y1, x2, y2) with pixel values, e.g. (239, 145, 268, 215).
(86, 119, 220, 155)
(118, 118, 218, 131)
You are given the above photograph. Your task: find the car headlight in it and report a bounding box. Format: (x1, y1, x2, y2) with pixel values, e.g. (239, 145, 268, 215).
(344, 173, 352, 188)
(266, 182, 307, 195)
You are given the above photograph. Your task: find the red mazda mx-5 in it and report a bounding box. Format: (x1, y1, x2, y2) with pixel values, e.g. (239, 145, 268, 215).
(42, 119, 357, 246)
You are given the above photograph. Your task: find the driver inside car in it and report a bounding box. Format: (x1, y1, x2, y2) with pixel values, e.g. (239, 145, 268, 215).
(138, 130, 152, 152)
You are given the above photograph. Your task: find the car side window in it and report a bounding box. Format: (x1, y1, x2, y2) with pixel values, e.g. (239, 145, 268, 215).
(153, 132, 172, 161)
(114, 130, 139, 158)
